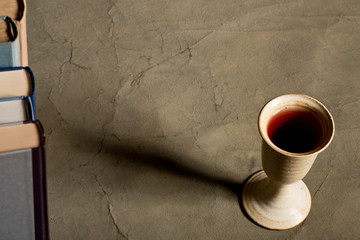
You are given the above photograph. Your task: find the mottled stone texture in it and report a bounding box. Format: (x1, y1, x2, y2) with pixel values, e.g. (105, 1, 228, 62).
(27, 0, 360, 239)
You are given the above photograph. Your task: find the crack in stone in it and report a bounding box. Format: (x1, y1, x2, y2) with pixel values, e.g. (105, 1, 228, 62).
(98, 134, 106, 154)
(111, 132, 174, 142)
(185, 41, 193, 60)
(58, 40, 90, 89)
(68, 41, 92, 70)
(160, 34, 164, 54)
(94, 175, 109, 197)
(128, 16, 233, 87)
(58, 55, 68, 88)
(41, 23, 56, 42)
(48, 84, 67, 124)
(312, 170, 331, 200)
(49, 41, 82, 125)
(213, 85, 224, 112)
(94, 175, 129, 239)
(108, 204, 128, 240)
(107, 1, 121, 69)
(107, 5, 115, 40)
(130, 71, 145, 87)
(107, 18, 233, 130)
(222, 111, 232, 121)
(129, 30, 215, 86)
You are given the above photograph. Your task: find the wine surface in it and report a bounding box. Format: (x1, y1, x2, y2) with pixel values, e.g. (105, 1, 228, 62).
(267, 108, 323, 153)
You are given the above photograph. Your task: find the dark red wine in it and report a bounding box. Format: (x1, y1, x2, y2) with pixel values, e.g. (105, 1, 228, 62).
(267, 108, 323, 153)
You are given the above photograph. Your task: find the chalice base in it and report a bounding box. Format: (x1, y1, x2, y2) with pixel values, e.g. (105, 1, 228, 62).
(242, 170, 311, 230)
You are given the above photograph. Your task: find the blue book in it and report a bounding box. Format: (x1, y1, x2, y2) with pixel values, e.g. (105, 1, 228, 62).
(0, 16, 20, 67)
(0, 121, 49, 240)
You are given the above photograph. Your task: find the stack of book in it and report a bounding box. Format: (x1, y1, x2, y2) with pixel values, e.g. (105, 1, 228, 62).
(0, 1, 49, 239)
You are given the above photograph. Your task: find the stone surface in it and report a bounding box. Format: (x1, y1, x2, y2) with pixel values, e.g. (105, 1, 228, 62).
(27, 0, 360, 239)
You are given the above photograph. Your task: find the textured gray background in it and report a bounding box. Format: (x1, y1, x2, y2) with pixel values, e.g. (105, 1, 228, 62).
(27, 0, 360, 239)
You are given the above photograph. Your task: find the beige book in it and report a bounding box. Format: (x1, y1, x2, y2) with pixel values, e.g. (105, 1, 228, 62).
(0, 68, 33, 98)
(0, 0, 27, 66)
(0, 123, 41, 153)
(0, 98, 33, 124)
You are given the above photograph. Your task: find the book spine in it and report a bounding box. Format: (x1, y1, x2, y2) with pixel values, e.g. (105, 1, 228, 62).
(18, 0, 28, 66)
(32, 121, 49, 240)
(26, 96, 36, 121)
(27, 66, 36, 112)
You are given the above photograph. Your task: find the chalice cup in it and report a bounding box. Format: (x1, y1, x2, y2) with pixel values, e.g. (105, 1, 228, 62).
(242, 94, 335, 230)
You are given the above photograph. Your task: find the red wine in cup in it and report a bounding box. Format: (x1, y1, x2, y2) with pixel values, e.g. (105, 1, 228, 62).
(267, 108, 323, 153)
